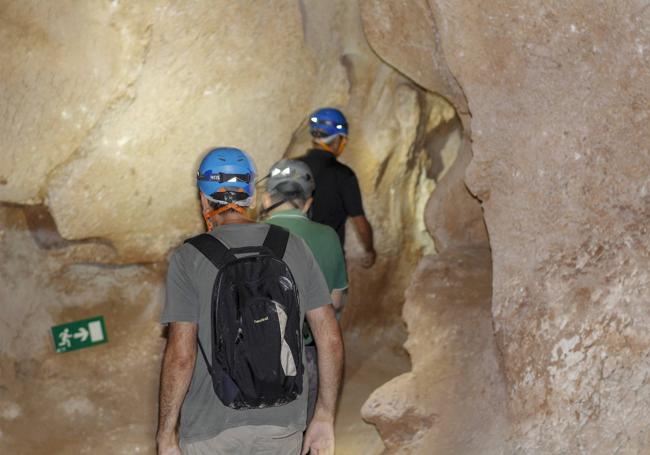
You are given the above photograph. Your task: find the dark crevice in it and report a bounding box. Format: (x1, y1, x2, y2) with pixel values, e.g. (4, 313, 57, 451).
(18, 204, 117, 256)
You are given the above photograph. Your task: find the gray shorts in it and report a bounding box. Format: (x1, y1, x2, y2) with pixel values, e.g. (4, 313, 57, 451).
(181, 425, 302, 455)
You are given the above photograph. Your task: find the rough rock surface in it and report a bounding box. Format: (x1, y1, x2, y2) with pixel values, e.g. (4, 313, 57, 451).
(288, 0, 464, 338)
(364, 0, 650, 453)
(424, 139, 488, 251)
(359, 0, 487, 255)
(358, 0, 468, 123)
(0, 205, 163, 453)
(362, 248, 508, 454)
(0, 1, 147, 204)
(2, 1, 317, 261)
(438, 1, 650, 453)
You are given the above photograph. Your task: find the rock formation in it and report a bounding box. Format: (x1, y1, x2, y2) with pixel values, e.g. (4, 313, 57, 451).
(2, 0, 649, 454)
(1, 0, 318, 261)
(362, 248, 508, 454)
(0, 205, 164, 453)
(362, 0, 650, 454)
(453, 2, 650, 452)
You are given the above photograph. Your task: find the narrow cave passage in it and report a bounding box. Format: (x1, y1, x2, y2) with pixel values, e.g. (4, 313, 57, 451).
(332, 118, 502, 455)
(317, 104, 476, 454)
(0, 2, 500, 454)
(4, 2, 648, 454)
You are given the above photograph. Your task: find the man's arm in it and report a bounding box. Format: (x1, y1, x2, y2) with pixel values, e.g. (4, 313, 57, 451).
(302, 304, 344, 455)
(330, 289, 343, 312)
(350, 215, 376, 268)
(156, 322, 197, 454)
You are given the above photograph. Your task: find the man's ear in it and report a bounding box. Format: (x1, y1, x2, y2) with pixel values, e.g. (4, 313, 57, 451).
(335, 136, 347, 156)
(199, 192, 210, 212)
(261, 193, 272, 210)
(303, 197, 314, 214)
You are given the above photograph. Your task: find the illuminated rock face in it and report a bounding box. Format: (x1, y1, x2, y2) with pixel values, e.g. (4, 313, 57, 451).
(1, 1, 317, 261)
(363, 0, 650, 454)
(362, 248, 508, 454)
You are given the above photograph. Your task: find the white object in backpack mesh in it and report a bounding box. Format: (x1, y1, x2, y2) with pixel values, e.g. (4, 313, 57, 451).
(274, 301, 297, 376)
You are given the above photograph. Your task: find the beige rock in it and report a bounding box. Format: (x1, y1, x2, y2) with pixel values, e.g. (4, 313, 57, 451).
(432, 1, 650, 452)
(359, 0, 487, 254)
(0, 1, 149, 204)
(425, 138, 488, 251)
(361, 0, 650, 453)
(0, 205, 163, 453)
(2, 1, 318, 261)
(359, 0, 469, 122)
(362, 248, 508, 454)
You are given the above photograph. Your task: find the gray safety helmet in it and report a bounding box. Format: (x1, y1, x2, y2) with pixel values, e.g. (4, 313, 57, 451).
(265, 159, 315, 201)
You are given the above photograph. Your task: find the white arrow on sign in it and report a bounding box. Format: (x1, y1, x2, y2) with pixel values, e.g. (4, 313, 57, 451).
(73, 327, 89, 342)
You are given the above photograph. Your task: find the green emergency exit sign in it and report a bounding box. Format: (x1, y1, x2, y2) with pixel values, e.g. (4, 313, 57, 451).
(51, 316, 108, 353)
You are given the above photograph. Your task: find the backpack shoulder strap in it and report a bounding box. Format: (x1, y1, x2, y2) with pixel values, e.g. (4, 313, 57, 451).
(185, 233, 235, 269)
(263, 224, 290, 259)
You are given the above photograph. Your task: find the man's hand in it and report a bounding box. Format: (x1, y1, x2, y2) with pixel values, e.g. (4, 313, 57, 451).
(301, 417, 335, 455)
(157, 442, 181, 455)
(156, 432, 181, 455)
(350, 215, 375, 268)
(360, 248, 376, 268)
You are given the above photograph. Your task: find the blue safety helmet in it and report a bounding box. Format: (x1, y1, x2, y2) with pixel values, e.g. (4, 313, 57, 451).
(309, 108, 348, 138)
(196, 147, 256, 205)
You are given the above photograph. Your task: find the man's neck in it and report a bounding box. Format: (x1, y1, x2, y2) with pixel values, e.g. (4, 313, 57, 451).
(312, 144, 335, 156)
(213, 211, 255, 226)
(267, 201, 305, 216)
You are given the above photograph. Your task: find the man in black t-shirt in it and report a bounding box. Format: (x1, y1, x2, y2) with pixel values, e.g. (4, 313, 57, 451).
(298, 108, 376, 268)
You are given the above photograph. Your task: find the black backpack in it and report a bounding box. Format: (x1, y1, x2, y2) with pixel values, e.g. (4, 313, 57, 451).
(185, 224, 303, 409)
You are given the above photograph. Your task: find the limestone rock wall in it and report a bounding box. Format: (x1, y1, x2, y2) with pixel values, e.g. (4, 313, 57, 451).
(363, 0, 650, 454)
(362, 248, 508, 454)
(292, 0, 464, 337)
(447, 1, 650, 452)
(0, 205, 164, 453)
(2, 0, 318, 261)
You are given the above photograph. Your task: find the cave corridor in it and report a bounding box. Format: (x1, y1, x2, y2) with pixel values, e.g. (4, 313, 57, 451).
(1, 1, 649, 454)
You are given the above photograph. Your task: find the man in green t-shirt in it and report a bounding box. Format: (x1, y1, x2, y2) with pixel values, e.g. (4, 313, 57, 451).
(260, 159, 348, 426)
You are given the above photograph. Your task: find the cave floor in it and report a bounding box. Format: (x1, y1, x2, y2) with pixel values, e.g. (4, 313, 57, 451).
(334, 330, 411, 455)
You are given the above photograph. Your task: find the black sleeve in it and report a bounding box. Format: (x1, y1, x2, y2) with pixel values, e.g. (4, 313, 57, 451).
(341, 170, 365, 217)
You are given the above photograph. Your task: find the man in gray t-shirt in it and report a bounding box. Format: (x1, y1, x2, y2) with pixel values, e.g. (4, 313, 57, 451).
(156, 148, 343, 455)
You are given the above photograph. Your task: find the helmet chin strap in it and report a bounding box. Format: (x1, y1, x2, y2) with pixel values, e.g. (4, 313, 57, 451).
(202, 203, 247, 231)
(259, 199, 286, 218)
